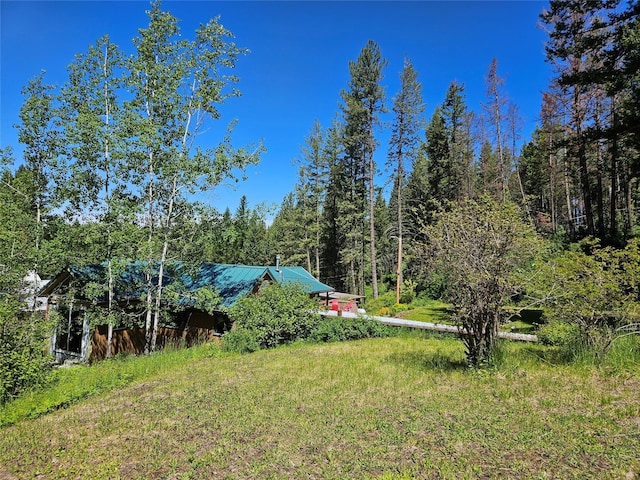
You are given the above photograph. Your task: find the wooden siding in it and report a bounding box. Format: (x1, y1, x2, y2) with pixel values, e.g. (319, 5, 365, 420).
(88, 310, 229, 362)
(89, 325, 221, 362)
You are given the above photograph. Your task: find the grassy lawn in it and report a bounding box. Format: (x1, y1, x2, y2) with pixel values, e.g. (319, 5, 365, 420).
(396, 303, 541, 335)
(395, 301, 452, 324)
(0, 335, 639, 479)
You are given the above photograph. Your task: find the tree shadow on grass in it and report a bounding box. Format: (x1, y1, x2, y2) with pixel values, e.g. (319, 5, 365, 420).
(386, 349, 467, 372)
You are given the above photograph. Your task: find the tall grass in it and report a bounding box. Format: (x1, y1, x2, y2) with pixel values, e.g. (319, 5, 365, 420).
(576, 335, 640, 371)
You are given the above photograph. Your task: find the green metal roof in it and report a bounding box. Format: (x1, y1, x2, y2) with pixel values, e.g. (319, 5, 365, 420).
(265, 266, 333, 294)
(41, 262, 333, 309)
(187, 264, 272, 308)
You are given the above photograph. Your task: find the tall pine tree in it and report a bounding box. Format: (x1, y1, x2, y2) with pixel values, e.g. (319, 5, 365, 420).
(387, 58, 424, 303)
(340, 40, 387, 297)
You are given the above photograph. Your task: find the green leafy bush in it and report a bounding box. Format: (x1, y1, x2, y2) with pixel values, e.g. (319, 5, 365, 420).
(417, 271, 447, 300)
(527, 238, 640, 358)
(537, 321, 582, 347)
(398, 279, 417, 304)
(390, 303, 409, 315)
(309, 317, 395, 343)
(221, 329, 261, 354)
(365, 291, 396, 315)
(224, 282, 320, 352)
(422, 196, 543, 368)
(0, 298, 54, 404)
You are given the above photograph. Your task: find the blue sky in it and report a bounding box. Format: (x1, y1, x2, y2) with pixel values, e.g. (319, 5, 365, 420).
(1, 0, 550, 216)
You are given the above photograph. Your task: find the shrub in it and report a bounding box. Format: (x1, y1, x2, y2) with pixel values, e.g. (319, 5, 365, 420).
(309, 317, 395, 343)
(528, 238, 640, 358)
(537, 321, 582, 347)
(224, 282, 320, 352)
(398, 279, 417, 304)
(390, 303, 409, 315)
(221, 329, 260, 354)
(364, 291, 396, 314)
(421, 196, 542, 368)
(417, 271, 447, 300)
(0, 298, 54, 404)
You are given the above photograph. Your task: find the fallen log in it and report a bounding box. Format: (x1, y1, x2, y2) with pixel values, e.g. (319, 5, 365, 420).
(318, 310, 538, 342)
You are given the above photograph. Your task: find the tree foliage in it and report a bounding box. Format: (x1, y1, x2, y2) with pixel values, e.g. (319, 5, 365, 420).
(527, 238, 640, 355)
(339, 40, 387, 298)
(4, 0, 640, 371)
(225, 282, 319, 351)
(0, 299, 54, 404)
(442, 81, 474, 201)
(541, 0, 640, 241)
(387, 58, 424, 303)
(421, 196, 542, 367)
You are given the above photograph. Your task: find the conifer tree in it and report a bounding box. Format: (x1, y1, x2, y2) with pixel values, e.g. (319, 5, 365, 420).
(442, 81, 474, 200)
(478, 140, 501, 198)
(405, 149, 430, 229)
(541, 1, 625, 238)
(425, 106, 451, 203)
(373, 189, 393, 286)
(270, 192, 307, 267)
(218, 208, 237, 263)
(296, 120, 330, 277)
(320, 121, 346, 291)
(340, 40, 387, 297)
(387, 58, 424, 303)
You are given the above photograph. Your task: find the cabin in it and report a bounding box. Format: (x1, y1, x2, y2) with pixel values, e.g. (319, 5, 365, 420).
(40, 262, 333, 362)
